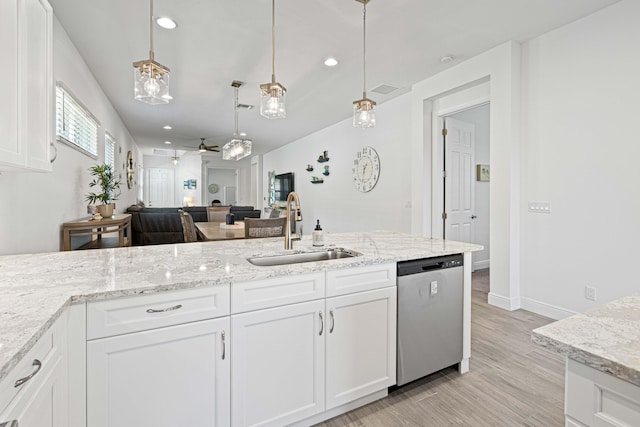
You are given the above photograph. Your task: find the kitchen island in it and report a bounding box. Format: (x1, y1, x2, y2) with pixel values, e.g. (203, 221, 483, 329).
(0, 231, 481, 427)
(532, 294, 640, 426)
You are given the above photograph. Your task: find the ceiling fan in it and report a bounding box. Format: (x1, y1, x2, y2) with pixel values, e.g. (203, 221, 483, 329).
(183, 138, 220, 153)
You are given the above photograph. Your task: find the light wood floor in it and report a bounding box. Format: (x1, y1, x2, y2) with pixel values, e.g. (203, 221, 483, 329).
(315, 269, 565, 427)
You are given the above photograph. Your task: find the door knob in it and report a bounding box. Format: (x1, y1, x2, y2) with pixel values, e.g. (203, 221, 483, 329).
(471, 215, 477, 219)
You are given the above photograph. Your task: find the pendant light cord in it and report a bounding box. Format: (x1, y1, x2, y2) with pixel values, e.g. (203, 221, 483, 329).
(271, 0, 276, 80)
(149, 0, 154, 59)
(234, 86, 239, 138)
(362, 1, 367, 97)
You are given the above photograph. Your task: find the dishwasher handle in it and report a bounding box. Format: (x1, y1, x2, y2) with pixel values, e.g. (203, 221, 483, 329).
(397, 254, 463, 276)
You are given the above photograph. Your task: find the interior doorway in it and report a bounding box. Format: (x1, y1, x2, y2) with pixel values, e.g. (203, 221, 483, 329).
(441, 102, 491, 271)
(146, 168, 175, 208)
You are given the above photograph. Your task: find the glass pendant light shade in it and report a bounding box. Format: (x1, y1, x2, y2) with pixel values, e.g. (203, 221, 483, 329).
(133, 0, 171, 105)
(353, 96, 376, 128)
(260, 80, 286, 119)
(223, 80, 253, 161)
(222, 138, 252, 161)
(133, 64, 170, 105)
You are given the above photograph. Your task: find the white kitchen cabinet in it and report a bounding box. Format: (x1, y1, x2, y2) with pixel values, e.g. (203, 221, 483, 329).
(87, 317, 230, 427)
(0, 0, 54, 172)
(0, 314, 68, 427)
(325, 287, 397, 409)
(231, 300, 325, 427)
(565, 359, 640, 427)
(231, 263, 397, 427)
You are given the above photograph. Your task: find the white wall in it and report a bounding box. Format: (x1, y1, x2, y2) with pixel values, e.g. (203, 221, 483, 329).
(208, 169, 236, 205)
(0, 17, 141, 255)
(262, 93, 413, 236)
(451, 104, 490, 270)
(143, 154, 204, 207)
(519, 0, 640, 318)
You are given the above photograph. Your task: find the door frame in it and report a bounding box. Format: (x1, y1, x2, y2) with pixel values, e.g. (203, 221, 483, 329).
(431, 99, 489, 241)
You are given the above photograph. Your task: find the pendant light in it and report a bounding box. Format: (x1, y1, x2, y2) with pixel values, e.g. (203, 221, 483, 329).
(223, 81, 253, 161)
(133, 0, 171, 105)
(259, 0, 286, 119)
(353, 0, 376, 128)
(171, 150, 179, 165)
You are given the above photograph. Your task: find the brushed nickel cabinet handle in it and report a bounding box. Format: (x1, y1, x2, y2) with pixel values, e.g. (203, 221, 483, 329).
(329, 310, 335, 333)
(319, 311, 324, 336)
(221, 331, 226, 360)
(14, 359, 42, 388)
(49, 142, 57, 163)
(146, 304, 183, 313)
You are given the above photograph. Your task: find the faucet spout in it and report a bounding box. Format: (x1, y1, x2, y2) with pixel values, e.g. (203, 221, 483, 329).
(285, 191, 301, 249)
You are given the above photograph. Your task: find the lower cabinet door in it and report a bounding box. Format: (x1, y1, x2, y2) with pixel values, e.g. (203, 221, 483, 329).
(87, 317, 230, 427)
(325, 287, 397, 410)
(0, 353, 68, 427)
(231, 299, 325, 427)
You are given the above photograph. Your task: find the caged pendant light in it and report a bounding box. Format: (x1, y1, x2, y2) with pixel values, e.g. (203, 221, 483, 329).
(353, 0, 376, 128)
(259, 0, 286, 119)
(133, 0, 171, 105)
(223, 81, 253, 161)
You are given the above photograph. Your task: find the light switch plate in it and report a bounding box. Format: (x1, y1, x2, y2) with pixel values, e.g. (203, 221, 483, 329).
(528, 201, 551, 213)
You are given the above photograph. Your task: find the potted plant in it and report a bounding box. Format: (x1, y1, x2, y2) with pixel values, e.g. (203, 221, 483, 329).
(86, 164, 121, 218)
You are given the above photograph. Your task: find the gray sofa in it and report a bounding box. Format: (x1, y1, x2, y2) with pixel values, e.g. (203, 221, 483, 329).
(125, 205, 261, 246)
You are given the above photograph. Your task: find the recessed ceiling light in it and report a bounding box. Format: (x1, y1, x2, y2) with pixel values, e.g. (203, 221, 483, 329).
(163, 125, 172, 130)
(440, 55, 455, 63)
(156, 17, 177, 30)
(239, 132, 247, 137)
(324, 57, 339, 67)
(164, 141, 172, 145)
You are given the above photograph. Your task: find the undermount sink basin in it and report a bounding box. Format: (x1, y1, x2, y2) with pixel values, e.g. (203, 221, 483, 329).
(247, 248, 361, 267)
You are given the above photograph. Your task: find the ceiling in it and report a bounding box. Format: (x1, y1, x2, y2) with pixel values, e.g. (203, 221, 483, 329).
(50, 0, 620, 157)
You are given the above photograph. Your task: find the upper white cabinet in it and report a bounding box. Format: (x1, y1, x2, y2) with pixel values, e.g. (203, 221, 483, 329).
(0, 0, 54, 172)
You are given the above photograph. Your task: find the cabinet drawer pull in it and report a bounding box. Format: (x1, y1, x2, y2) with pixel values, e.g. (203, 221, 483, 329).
(329, 310, 335, 333)
(221, 331, 226, 360)
(49, 142, 57, 163)
(14, 359, 42, 387)
(319, 311, 324, 336)
(146, 304, 183, 313)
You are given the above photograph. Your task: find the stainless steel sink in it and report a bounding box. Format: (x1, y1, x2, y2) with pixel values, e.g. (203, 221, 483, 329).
(247, 248, 361, 267)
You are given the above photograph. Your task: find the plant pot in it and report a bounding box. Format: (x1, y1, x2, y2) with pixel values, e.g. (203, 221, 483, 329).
(97, 203, 114, 219)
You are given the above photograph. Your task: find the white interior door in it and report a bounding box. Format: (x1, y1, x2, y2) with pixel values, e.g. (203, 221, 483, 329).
(146, 168, 174, 207)
(444, 117, 475, 243)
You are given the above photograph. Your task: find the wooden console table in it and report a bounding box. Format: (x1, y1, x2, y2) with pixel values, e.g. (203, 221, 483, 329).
(61, 214, 132, 251)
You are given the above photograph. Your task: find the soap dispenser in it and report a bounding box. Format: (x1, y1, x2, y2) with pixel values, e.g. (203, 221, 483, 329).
(312, 220, 324, 247)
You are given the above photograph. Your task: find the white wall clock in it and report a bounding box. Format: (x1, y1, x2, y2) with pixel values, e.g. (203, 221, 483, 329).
(208, 183, 219, 194)
(352, 146, 380, 192)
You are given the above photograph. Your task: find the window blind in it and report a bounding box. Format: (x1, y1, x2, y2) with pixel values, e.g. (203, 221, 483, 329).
(56, 83, 99, 158)
(105, 132, 116, 169)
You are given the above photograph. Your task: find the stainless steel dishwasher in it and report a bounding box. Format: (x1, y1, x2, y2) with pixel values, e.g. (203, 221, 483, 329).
(396, 254, 464, 386)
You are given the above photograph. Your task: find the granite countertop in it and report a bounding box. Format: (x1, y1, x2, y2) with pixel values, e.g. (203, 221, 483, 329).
(0, 230, 481, 384)
(532, 294, 640, 387)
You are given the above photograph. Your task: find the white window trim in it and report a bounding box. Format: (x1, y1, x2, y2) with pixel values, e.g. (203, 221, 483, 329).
(56, 81, 101, 160)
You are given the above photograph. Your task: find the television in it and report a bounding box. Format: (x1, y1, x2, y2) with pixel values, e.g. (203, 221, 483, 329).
(274, 172, 294, 201)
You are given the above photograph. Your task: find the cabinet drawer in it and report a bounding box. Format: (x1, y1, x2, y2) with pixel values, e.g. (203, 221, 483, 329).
(231, 272, 325, 314)
(326, 263, 396, 297)
(0, 312, 65, 415)
(566, 359, 640, 427)
(87, 285, 230, 340)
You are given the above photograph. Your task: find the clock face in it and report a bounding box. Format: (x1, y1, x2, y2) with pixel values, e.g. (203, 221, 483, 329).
(352, 146, 380, 193)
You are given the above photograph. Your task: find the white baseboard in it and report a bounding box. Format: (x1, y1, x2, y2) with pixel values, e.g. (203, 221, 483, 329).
(473, 259, 490, 270)
(520, 297, 576, 320)
(487, 292, 521, 311)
